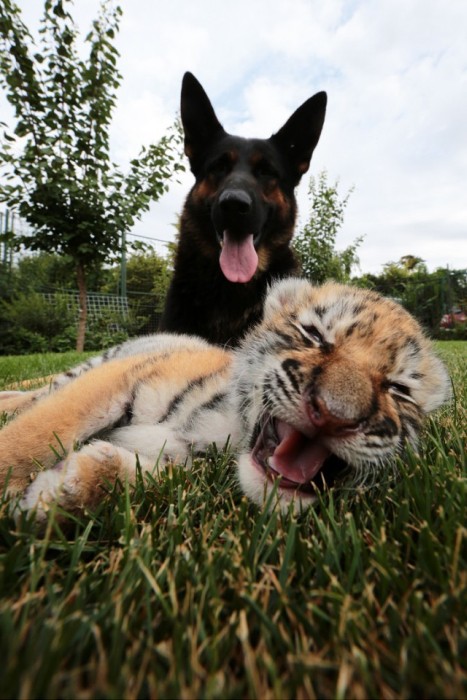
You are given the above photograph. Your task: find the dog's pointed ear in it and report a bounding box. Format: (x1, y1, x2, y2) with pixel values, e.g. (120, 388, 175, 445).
(181, 72, 225, 173)
(271, 91, 327, 186)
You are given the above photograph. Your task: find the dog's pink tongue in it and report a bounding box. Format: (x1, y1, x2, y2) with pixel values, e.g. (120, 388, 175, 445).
(219, 232, 258, 283)
(270, 420, 330, 484)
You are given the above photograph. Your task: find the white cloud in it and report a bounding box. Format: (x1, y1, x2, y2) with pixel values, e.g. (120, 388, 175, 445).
(3, 0, 467, 272)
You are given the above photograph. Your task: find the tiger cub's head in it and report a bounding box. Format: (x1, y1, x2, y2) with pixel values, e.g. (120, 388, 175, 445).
(233, 278, 451, 511)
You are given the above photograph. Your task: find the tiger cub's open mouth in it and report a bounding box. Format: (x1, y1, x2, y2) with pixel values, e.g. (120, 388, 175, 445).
(251, 414, 348, 493)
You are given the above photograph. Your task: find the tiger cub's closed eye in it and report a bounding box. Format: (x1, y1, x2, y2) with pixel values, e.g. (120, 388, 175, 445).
(387, 382, 416, 403)
(296, 323, 324, 346)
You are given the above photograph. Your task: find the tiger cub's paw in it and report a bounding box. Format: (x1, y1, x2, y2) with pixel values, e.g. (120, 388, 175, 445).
(14, 441, 141, 525)
(16, 458, 78, 524)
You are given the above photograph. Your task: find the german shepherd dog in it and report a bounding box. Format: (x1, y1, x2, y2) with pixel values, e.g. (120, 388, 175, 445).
(159, 72, 327, 345)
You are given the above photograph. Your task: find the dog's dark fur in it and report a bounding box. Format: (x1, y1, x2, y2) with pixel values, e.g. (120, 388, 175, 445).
(159, 72, 327, 345)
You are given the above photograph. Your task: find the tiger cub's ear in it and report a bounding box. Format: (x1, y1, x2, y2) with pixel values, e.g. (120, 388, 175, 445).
(263, 278, 313, 320)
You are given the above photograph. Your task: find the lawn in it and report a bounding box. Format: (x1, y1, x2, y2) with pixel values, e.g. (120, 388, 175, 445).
(0, 343, 465, 699)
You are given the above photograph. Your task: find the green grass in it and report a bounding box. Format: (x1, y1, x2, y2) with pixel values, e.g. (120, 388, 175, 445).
(0, 343, 465, 699)
(0, 351, 94, 388)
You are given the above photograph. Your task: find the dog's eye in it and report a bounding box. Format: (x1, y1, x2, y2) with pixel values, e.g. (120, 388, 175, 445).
(295, 322, 324, 346)
(209, 154, 232, 177)
(254, 160, 278, 180)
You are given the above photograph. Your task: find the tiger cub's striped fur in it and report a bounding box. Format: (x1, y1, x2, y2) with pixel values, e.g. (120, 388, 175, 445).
(0, 279, 451, 520)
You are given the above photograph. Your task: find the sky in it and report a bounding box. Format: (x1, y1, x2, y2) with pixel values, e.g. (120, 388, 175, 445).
(4, 0, 467, 274)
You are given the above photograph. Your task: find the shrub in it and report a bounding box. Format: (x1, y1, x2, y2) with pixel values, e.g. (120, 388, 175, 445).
(0, 292, 77, 354)
(436, 323, 467, 341)
(0, 293, 133, 354)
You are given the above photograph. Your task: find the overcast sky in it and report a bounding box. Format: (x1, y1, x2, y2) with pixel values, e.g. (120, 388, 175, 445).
(6, 0, 467, 274)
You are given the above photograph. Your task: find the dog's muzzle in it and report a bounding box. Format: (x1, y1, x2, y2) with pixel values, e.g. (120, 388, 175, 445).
(218, 188, 252, 217)
(214, 187, 257, 237)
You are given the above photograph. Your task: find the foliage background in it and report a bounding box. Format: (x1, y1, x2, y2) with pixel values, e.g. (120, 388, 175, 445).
(0, 0, 183, 350)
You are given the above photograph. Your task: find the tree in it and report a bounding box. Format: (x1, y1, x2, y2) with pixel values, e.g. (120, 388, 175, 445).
(0, 0, 183, 350)
(293, 170, 363, 283)
(399, 254, 426, 272)
(1, 250, 113, 298)
(355, 262, 467, 336)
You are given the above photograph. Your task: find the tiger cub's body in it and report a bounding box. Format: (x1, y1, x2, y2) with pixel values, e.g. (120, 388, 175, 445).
(0, 279, 450, 520)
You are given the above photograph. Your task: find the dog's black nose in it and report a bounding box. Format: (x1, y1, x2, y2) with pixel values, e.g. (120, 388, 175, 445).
(218, 189, 252, 216)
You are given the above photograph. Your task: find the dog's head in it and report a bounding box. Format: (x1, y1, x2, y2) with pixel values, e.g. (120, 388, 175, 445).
(181, 72, 327, 283)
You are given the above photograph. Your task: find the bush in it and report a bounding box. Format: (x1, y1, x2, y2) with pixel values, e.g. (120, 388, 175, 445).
(436, 323, 467, 341)
(0, 292, 133, 354)
(0, 292, 77, 354)
(83, 310, 130, 351)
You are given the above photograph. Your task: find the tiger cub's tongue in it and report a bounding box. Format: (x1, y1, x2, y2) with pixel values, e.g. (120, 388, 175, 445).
(270, 420, 331, 484)
(219, 232, 258, 283)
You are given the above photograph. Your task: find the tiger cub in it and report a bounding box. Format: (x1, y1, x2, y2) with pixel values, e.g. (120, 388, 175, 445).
(0, 279, 450, 520)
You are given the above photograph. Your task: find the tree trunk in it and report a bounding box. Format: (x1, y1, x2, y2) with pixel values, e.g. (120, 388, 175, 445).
(76, 261, 87, 352)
